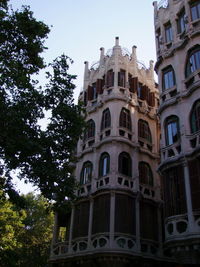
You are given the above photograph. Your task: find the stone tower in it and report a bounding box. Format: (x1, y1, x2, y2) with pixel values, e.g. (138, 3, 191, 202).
(50, 38, 165, 266)
(154, 0, 200, 264)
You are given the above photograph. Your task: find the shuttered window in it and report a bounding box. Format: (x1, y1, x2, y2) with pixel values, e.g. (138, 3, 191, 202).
(73, 201, 90, 239)
(115, 194, 135, 235)
(138, 119, 152, 143)
(101, 108, 111, 130)
(189, 158, 200, 211)
(118, 69, 126, 87)
(140, 201, 158, 241)
(92, 194, 110, 234)
(119, 108, 132, 130)
(106, 69, 114, 88)
(191, 100, 200, 133)
(118, 152, 132, 177)
(84, 119, 95, 140)
(139, 162, 154, 186)
(163, 165, 186, 217)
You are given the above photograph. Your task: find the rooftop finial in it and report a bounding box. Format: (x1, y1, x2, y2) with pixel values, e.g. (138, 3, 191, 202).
(115, 36, 119, 46)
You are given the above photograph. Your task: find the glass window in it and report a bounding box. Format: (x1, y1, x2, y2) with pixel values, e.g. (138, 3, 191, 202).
(165, 116, 180, 145)
(80, 161, 92, 184)
(139, 162, 153, 186)
(186, 48, 200, 77)
(165, 23, 173, 43)
(101, 108, 111, 130)
(191, 100, 200, 133)
(118, 152, 132, 177)
(177, 10, 186, 34)
(190, 1, 200, 21)
(138, 119, 152, 143)
(162, 67, 176, 90)
(119, 108, 132, 130)
(99, 153, 110, 177)
(84, 119, 95, 140)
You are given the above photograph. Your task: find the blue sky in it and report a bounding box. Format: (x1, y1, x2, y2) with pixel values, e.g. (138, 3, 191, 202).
(10, 0, 157, 193)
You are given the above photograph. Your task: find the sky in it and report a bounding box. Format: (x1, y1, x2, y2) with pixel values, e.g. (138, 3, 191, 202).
(9, 0, 157, 194)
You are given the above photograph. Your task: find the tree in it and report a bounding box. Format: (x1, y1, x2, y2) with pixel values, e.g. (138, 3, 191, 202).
(0, 192, 54, 267)
(0, 1, 85, 208)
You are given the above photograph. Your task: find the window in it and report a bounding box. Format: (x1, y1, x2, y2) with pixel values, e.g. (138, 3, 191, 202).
(80, 161, 92, 184)
(119, 108, 132, 130)
(99, 153, 110, 177)
(190, 1, 200, 21)
(101, 108, 111, 130)
(138, 119, 152, 143)
(163, 166, 186, 217)
(177, 10, 186, 34)
(106, 69, 114, 88)
(165, 22, 173, 43)
(84, 119, 95, 140)
(139, 162, 153, 186)
(191, 100, 200, 133)
(162, 66, 176, 90)
(118, 152, 132, 177)
(165, 116, 180, 145)
(118, 69, 126, 87)
(185, 47, 200, 77)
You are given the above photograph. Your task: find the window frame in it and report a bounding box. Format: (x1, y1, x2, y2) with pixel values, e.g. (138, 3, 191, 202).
(99, 152, 110, 177)
(165, 115, 180, 146)
(177, 9, 186, 34)
(190, 0, 200, 21)
(119, 108, 132, 130)
(138, 119, 152, 143)
(165, 22, 173, 43)
(80, 161, 93, 185)
(84, 119, 95, 140)
(185, 47, 200, 77)
(118, 152, 132, 177)
(162, 66, 176, 91)
(139, 162, 154, 186)
(101, 108, 111, 131)
(190, 100, 200, 133)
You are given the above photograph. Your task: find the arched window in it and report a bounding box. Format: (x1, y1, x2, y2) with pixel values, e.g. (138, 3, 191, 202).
(138, 119, 152, 143)
(139, 162, 153, 186)
(165, 115, 180, 145)
(80, 161, 92, 184)
(119, 108, 132, 130)
(190, 100, 200, 133)
(99, 153, 110, 177)
(186, 46, 200, 77)
(84, 119, 95, 140)
(162, 66, 176, 91)
(101, 108, 111, 130)
(118, 152, 132, 177)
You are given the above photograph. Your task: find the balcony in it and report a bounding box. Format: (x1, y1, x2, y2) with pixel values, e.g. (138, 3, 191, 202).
(161, 140, 182, 161)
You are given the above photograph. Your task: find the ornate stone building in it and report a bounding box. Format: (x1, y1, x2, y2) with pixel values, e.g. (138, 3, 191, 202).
(154, 0, 200, 264)
(49, 0, 200, 265)
(49, 37, 165, 266)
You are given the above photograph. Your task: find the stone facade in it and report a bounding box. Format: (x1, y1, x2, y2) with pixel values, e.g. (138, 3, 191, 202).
(49, 0, 200, 265)
(154, 0, 200, 264)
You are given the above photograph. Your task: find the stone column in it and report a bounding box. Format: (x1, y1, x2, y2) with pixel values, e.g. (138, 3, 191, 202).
(68, 205, 75, 253)
(135, 193, 140, 252)
(87, 198, 94, 249)
(183, 161, 194, 231)
(109, 191, 115, 248)
(52, 212, 59, 245)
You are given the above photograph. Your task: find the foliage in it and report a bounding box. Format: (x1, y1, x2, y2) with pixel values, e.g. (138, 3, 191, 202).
(0, 1, 85, 208)
(0, 192, 54, 267)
